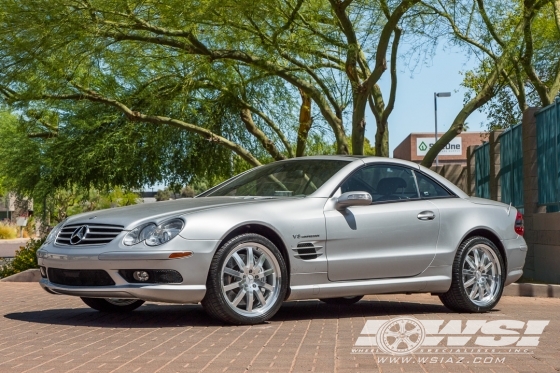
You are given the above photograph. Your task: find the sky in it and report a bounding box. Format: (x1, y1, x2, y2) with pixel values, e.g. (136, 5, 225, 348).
(367, 43, 488, 155)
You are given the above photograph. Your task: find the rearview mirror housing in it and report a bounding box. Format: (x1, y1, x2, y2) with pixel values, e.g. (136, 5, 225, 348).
(335, 191, 372, 210)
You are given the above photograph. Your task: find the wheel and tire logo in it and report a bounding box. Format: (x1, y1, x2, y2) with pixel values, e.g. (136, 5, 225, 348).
(376, 317, 425, 355)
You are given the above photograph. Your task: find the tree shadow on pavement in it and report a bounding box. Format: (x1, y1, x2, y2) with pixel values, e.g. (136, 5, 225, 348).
(3, 299, 471, 328)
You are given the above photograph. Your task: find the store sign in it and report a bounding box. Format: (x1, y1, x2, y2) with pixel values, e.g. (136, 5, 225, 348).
(416, 137, 462, 156)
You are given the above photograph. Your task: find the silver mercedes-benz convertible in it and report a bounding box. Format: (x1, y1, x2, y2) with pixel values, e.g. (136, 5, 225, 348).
(37, 156, 527, 324)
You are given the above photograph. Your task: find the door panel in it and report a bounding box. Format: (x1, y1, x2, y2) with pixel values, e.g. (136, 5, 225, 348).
(325, 199, 440, 281)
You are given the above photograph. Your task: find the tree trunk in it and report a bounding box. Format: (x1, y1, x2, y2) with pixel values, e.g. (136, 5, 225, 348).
(351, 90, 368, 155)
(296, 89, 313, 157)
(375, 116, 389, 157)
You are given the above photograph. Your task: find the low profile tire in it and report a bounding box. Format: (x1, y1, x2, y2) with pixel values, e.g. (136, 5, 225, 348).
(439, 236, 505, 313)
(80, 297, 145, 313)
(202, 233, 288, 325)
(319, 295, 364, 305)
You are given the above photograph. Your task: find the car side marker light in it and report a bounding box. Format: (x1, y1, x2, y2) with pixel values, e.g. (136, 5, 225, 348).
(169, 252, 193, 259)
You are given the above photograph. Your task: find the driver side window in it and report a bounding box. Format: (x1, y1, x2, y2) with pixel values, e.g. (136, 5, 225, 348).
(340, 165, 419, 203)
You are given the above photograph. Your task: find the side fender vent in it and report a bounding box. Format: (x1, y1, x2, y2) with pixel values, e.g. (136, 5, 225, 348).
(292, 242, 323, 260)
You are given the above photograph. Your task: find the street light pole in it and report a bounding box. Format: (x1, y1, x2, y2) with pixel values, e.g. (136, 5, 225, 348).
(434, 92, 451, 167)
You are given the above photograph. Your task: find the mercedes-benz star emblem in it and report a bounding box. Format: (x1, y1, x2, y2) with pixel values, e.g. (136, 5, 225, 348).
(70, 225, 89, 245)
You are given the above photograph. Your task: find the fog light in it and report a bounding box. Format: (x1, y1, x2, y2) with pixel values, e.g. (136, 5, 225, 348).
(39, 266, 47, 278)
(133, 271, 150, 282)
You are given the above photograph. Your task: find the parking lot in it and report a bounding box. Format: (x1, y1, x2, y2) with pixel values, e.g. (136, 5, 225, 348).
(0, 283, 559, 373)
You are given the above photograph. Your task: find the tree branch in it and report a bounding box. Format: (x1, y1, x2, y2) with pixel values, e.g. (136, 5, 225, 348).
(239, 108, 286, 161)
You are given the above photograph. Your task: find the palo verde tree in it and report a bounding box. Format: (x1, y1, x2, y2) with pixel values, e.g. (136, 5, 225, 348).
(0, 0, 422, 163)
(417, 0, 560, 167)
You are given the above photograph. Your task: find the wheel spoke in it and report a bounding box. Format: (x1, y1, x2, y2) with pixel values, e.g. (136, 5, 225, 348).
(407, 326, 421, 336)
(261, 283, 274, 292)
(256, 254, 266, 267)
(402, 337, 415, 349)
(261, 268, 274, 277)
(389, 337, 403, 349)
(473, 249, 480, 267)
(385, 330, 401, 338)
(232, 253, 246, 271)
(223, 281, 241, 292)
(398, 320, 407, 333)
(256, 289, 267, 307)
(465, 256, 476, 270)
(463, 276, 476, 287)
(246, 247, 254, 269)
(231, 289, 246, 306)
(224, 267, 243, 278)
(483, 262, 493, 272)
(478, 283, 485, 300)
(246, 290, 254, 311)
(469, 283, 479, 299)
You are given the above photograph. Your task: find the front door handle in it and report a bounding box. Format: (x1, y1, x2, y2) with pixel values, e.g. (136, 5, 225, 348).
(417, 211, 436, 220)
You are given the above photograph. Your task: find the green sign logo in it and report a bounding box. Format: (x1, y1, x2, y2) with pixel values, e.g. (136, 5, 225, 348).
(419, 141, 427, 151)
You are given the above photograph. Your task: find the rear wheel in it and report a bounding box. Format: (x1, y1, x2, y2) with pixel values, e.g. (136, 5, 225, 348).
(439, 236, 504, 313)
(202, 234, 288, 325)
(319, 295, 364, 305)
(81, 297, 145, 312)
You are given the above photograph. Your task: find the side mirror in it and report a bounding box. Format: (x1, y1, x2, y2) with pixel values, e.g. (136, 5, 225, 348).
(335, 191, 372, 210)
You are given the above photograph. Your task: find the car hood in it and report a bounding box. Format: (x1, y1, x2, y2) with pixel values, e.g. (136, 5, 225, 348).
(64, 197, 280, 230)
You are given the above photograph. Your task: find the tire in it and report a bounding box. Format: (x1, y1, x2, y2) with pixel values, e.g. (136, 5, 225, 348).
(80, 297, 145, 313)
(439, 236, 505, 313)
(320, 295, 364, 305)
(201, 233, 288, 325)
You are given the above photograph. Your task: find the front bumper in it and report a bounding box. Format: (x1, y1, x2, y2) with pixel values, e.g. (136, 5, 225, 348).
(38, 236, 219, 304)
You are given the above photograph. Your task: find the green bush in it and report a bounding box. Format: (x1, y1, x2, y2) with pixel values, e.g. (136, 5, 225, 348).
(0, 238, 45, 278)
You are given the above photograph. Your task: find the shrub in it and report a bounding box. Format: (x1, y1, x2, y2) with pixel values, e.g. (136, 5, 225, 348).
(0, 238, 45, 278)
(0, 221, 17, 239)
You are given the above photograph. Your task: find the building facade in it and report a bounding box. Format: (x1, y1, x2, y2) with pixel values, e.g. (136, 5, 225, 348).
(393, 132, 487, 165)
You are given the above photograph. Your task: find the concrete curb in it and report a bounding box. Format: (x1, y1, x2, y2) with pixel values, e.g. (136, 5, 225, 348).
(0, 238, 30, 244)
(503, 283, 560, 298)
(0, 269, 41, 282)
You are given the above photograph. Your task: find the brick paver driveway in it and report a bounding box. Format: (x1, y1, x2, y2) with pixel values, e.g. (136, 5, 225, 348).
(0, 283, 559, 373)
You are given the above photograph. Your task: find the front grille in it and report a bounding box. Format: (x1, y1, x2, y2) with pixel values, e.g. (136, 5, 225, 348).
(47, 268, 115, 286)
(292, 242, 323, 260)
(55, 223, 124, 246)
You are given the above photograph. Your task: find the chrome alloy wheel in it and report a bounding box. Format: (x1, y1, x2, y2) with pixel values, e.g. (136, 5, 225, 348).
(106, 298, 138, 306)
(462, 244, 502, 306)
(221, 242, 281, 317)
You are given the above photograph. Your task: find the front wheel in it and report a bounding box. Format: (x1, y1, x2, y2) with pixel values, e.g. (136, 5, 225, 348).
(81, 297, 145, 312)
(202, 233, 288, 325)
(439, 236, 505, 313)
(319, 295, 364, 305)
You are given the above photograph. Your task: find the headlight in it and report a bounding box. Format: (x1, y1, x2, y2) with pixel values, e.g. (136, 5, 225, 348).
(123, 219, 185, 246)
(44, 220, 66, 245)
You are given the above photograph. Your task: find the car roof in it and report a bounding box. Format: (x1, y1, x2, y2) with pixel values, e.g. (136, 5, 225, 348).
(290, 155, 467, 199)
(277, 155, 422, 169)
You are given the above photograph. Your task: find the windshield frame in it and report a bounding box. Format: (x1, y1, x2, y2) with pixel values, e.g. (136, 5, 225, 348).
(199, 158, 354, 198)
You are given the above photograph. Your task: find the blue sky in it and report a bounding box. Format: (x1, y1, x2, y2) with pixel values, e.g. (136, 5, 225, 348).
(368, 44, 488, 155)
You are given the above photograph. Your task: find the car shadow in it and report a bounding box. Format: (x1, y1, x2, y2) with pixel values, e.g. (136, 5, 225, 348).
(2, 299, 475, 328)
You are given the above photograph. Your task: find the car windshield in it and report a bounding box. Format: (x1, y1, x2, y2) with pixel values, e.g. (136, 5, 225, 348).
(206, 159, 350, 197)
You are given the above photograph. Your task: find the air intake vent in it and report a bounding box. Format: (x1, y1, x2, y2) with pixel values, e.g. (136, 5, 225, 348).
(56, 223, 124, 246)
(292, 242, 323, 260)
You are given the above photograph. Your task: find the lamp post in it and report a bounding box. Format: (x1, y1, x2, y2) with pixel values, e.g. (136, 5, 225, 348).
(434, 92, 451, 166)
